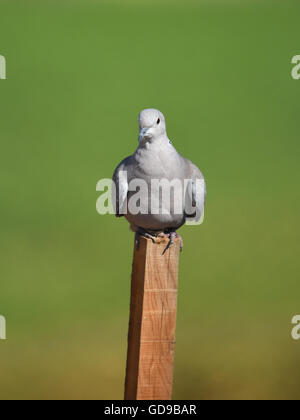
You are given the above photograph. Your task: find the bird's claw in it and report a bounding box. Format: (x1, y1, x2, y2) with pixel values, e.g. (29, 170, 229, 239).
(135, 228, 183, 255)
(135, 228, 157, 250)
(162, 231, 183, 255)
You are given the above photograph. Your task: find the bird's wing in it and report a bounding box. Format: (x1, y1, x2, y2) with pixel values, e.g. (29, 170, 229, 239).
(184, 160, 206, 225)
(112, 158, 130, 217)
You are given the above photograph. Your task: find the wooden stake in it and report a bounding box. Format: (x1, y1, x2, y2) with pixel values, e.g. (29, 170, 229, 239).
(124, 236, 180, 400)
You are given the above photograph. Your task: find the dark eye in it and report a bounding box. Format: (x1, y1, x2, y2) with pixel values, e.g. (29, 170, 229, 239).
(157, 118, 160, 125)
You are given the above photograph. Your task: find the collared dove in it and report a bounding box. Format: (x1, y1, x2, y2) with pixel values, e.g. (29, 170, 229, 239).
(113, 109, 206, 253)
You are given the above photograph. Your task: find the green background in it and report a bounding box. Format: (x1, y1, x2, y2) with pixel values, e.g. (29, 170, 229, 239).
(0, 0, 300, 400)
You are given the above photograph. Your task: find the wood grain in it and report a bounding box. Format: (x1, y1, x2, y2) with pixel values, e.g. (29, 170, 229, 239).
(124, 236, 180, 400)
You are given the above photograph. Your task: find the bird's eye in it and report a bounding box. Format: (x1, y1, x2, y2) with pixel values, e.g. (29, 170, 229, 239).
(157, 118, 160, 125)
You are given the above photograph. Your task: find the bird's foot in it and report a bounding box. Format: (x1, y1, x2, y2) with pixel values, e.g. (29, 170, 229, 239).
(135, 227, 183, 255)
(162, 230, 184, 255)
(135, 227, 157, 250)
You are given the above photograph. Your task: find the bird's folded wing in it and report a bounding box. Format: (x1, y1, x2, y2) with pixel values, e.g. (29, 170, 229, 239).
(112, 160, 129, 217)
(184, 161, 206, 225)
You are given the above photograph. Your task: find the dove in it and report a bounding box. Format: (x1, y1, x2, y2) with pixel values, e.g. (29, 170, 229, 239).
(113, 109, 206, 253)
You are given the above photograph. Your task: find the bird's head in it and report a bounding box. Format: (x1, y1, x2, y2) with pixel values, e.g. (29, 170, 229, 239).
(138, 109, 167, 143)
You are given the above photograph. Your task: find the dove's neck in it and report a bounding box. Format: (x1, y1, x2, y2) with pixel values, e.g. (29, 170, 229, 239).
(137, 134, 171, 152)
(135, 134, 179, 168)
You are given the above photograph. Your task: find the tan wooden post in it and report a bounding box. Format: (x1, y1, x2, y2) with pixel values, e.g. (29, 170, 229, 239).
(124, 236, 180, 400)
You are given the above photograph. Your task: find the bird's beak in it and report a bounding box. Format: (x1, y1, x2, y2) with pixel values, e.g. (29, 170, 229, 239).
(139, 127, 151, 142)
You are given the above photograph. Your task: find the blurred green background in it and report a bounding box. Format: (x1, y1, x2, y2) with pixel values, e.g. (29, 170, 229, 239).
(0, 0, 300, 400)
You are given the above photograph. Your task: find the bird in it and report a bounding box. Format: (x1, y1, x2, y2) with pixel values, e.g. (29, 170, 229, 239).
(113, 109, 206, 254)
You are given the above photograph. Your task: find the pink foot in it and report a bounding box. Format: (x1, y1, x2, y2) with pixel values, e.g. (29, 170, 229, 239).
(162, 231, 183, 255)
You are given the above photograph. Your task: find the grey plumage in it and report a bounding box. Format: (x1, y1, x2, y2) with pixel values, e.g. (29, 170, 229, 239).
(113, 109, 206, 239)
